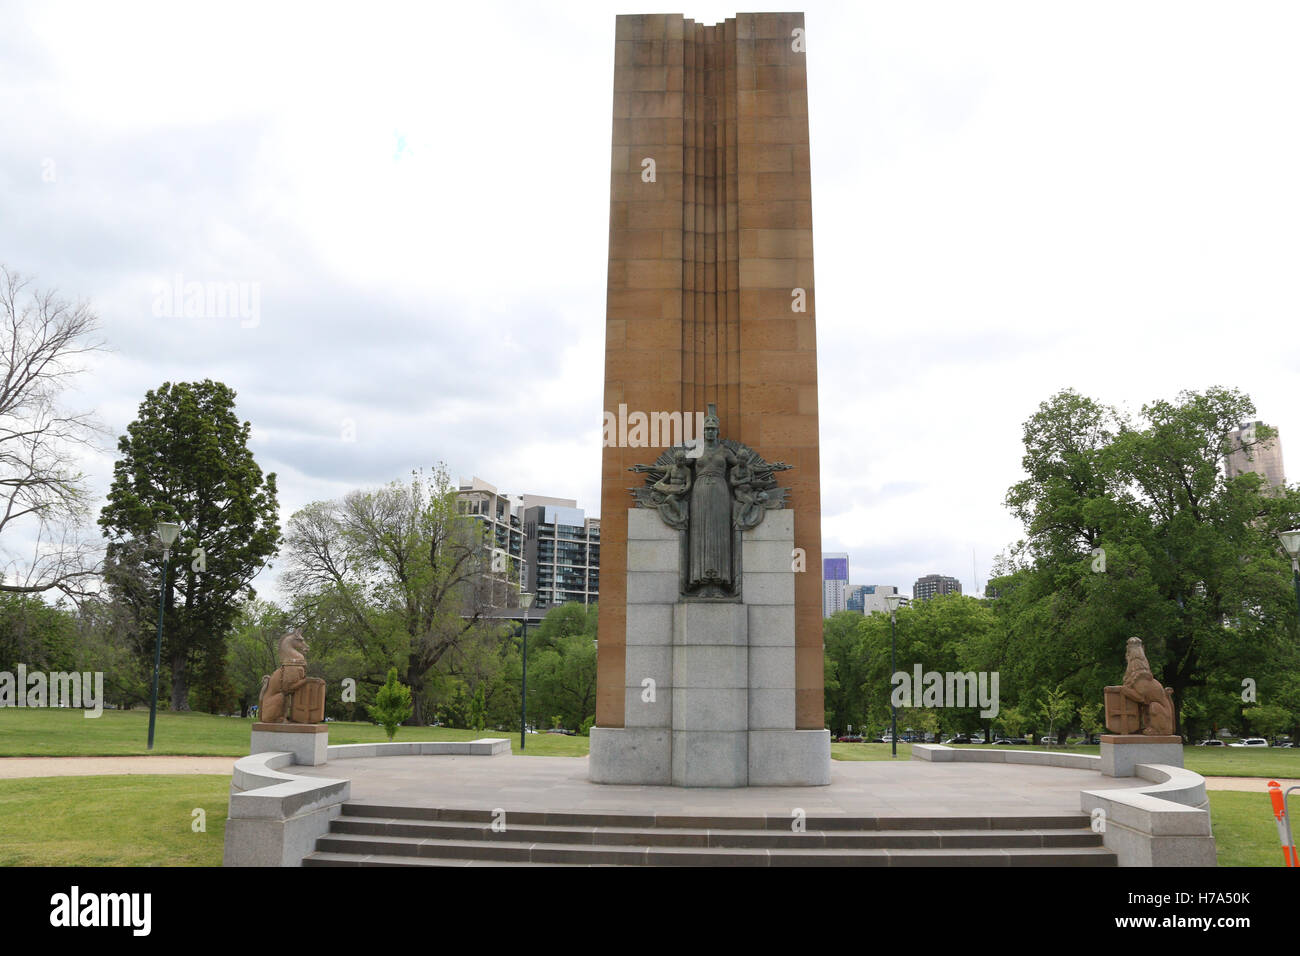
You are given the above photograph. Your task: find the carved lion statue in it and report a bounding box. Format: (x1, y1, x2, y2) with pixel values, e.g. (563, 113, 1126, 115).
(258, 630, 326, 724)
(1104, 637, 1176, 736)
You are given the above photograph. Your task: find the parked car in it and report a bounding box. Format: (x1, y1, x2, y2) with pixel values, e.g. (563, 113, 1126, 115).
(1038, 736, 1058, 745)
(835, 735, 864, 743)
(1229, 738, 1268, 747)
(993, 737, 1028, 745)
(943, 735, 974, 745)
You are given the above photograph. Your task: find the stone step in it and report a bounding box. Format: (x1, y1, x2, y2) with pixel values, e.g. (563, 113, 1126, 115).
(330, 816, 1103, 849)
(338, 802, 1090, 831)
(310, 831, 1114, 866)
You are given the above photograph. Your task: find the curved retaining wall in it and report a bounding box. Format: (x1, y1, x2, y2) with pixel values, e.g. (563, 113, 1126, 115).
(912, 745, 1216, 866)
(223, 738, 510, 867)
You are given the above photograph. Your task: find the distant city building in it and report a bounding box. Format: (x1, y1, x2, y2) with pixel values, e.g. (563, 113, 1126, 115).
(846, 584, 899, 615)
(1224, 421, 1286, 491)
(913, 574, 961, 602)
(523, 505, 600, 612)
(823, 553, 849, 617)
(845, 584, 867, 612)
(456, 477, 599, 611)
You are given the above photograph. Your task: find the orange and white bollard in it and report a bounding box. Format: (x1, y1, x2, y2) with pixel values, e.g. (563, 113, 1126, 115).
(1267, 780, 1296, 867)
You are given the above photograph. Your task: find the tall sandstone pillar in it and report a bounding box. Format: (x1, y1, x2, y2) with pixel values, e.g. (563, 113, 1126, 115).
(598, 12, 823, 734)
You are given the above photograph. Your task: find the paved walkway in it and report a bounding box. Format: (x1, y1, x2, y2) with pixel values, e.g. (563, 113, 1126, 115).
(0, 755, 1291, 799)
(294, 754, 1151, 817)
(0, 756, 237, 778)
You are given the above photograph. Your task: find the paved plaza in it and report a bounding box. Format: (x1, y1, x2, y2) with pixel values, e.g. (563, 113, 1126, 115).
(292, 753, 1158, 818)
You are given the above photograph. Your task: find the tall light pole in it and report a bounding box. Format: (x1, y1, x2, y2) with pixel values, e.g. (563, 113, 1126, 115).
(519, 591, 534, 751)
(148, 520, 181, 750)
(884, 593, 909, 758)
(1279, 530, 1300, 621)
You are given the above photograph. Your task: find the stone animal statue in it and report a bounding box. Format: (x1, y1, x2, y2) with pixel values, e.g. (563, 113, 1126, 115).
(1104, 637, 1176, 736)
(258, 630, 326, 723)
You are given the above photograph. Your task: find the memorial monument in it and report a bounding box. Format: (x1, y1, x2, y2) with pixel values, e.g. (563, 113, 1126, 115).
(589, 12, 830, 787)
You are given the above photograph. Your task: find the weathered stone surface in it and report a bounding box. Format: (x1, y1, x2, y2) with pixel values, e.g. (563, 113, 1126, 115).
(748, 687, 795, 730)
(672, 730, 748, 787)
(626, 603, 673, 646)
(748, 604, 796, 646)
(749, 645, 795, 689)
(589, 727, 671, 785)
(747, 729, 831, 786)
(741, 571, 795, 606)
(627, 506, 678, 541)
(1100, 738, 1184, 777)
(627, 571, 679, 604)
(672, 688, 748, 732)
(251, 728, 329, 767)
(673, 601, 747, 646)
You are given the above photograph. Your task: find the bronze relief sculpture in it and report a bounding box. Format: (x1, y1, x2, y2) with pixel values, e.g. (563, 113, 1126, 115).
(630, 405, 791, 598)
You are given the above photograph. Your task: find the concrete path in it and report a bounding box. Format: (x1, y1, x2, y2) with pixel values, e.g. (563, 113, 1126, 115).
(0, 755, 1291, 797)
(294, 754, 1152, 817)
(0, 756, 237, 778)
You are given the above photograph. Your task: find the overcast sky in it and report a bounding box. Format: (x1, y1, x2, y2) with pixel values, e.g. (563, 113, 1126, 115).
(2, 0, 1297, 602)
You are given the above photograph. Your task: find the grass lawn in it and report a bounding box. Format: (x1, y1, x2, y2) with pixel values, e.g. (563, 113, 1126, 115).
(832, 741, 914, 761)
(0, 774, 1285, 866)
(898, 741, 1300, 778)
(0, 708, 589, 757)
(0, 775, 230, 866)
(1208, 791, 1289, 867)
(4, 711, 1298, 774)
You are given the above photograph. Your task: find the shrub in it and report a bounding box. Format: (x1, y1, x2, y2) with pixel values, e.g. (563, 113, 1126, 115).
(370, 668, 413, 741)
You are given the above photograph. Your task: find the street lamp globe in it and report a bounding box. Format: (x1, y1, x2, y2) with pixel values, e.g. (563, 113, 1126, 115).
(520, 591, 535, 610)
(1278, 530, 1300, 569)
(156, 521, 180, 557)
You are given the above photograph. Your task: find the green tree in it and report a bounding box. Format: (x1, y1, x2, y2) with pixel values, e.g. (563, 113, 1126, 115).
(996, 387, 1300, 736)
(1036, 684, 1073, 744)
(225, 600, 289, 718)
(98, 380, 280, 710)
(281, 465, 500, 724)
(371, 667, 413, 740)
(525, 604, 598, 732)
(997, 705, 1027, 738)
(1078, 701, 1102, 743)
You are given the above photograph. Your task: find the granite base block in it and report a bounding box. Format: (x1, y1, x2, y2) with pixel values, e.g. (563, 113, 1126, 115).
(1100, 736, 1184, 777)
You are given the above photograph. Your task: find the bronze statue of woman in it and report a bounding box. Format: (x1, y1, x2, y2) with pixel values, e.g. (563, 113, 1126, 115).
(688, 405, 737, 594)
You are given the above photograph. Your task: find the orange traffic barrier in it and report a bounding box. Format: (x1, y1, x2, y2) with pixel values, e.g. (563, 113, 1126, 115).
(1268, 780, 1297, 867)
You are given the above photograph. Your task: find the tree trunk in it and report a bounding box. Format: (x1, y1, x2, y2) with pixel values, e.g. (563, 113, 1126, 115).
(170, 652, 190, 711)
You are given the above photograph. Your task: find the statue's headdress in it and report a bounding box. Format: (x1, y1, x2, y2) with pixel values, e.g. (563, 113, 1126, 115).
(704, 403, 720, 430)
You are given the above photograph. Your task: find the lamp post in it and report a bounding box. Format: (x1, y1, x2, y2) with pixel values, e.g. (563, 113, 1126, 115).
(519, 591, 534, 751)
(884, 593, 909, 758)
(148, 520, 181, 750)
(1279, 530, 1300, 621)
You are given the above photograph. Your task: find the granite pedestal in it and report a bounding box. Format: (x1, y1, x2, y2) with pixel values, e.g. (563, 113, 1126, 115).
(589, 508, 830, 787)
(1099, 734, 1184, 777)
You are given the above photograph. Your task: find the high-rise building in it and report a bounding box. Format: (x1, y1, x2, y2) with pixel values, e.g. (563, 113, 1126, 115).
(847, 584, 899, 614)
(1224, 421, 1286, 491)
(823, 553, 849, 617)
(523, 505, 600, 612)
(456, 477, 600, 611)
(913, 574, 961, 602)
